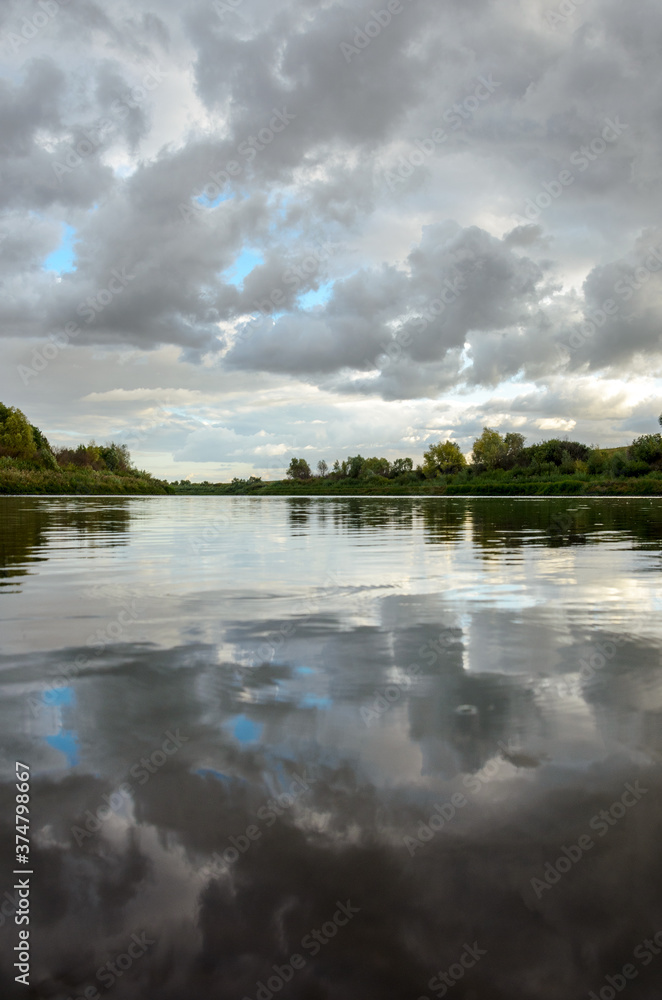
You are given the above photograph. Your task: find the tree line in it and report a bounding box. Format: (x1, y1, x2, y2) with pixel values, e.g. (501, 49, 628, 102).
(286, 421, 662, 483)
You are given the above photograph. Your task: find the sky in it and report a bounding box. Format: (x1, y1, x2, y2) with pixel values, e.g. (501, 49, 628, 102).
(1, 0, 661, 481)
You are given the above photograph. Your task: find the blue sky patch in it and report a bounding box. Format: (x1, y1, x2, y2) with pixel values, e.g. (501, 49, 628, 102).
(298, 282, 333, 309)
(43, 224, 77, 274)
(224, 248, 264, 288)
(196, 192, 232, 208)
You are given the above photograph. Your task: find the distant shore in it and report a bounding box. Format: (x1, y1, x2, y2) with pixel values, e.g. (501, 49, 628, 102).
(171, 478, 662, 497)
(2, 472, 662, 497)
(3, 402, 661, 497)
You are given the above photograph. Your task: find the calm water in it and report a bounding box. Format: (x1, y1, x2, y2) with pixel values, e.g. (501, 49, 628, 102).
(1, 496, 662, 1000)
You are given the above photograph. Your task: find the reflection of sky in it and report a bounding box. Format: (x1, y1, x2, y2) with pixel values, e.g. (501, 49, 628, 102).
(2, 499, 662, 997)
(194, 767, 235, 786)
(40, 686, 80, 767)
(226, 713, 263, 744)
(44, 730, 79, 767)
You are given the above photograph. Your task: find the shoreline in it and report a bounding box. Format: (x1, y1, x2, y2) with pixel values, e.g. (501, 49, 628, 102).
(2, 486, 662, 498)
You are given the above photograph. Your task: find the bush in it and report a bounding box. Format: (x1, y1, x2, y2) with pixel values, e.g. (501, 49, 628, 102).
(587, 450, 607, 474)
(623, 460, 650, 477)
(611, 453, 627, 477)
(0, 467, 173, 495)
(531, 439, 590, 467)
(628, 434, 662, 469)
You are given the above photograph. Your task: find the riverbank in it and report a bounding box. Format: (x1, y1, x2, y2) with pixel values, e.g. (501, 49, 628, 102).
(2, 472, 661, 496)
(172, 476, 662, 496)
(0, 467, 174, 494)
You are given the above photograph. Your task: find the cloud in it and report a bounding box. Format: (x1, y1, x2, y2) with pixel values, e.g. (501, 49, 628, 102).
(2, 0, 662, 473)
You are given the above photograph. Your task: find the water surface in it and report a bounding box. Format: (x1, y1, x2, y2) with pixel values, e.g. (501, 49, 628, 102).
(1, 497, 661, 999)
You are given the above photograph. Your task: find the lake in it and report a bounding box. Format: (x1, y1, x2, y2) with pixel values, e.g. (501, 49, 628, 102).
(1, 496, 661, 1000)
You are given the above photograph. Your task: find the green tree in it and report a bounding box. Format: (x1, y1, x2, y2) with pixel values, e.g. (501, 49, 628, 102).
(362, 456, 391, 477)
(628, 433, 662, 469)
(391, 457, 413, 476)
(587, 449, 607, 474)
(100, 442, 133, 472)
(0, 405, 37, 459)
(317, 459, 328, 478)
(346, 455, 365, 478)
(503, 432, 525, 466)
(471, 428, 505, 470)
(423, 440, 467, 476)
(30, 423, 57, 468)
(286, 457, 312, 480)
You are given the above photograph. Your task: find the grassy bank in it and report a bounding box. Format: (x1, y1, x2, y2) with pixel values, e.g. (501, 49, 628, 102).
(3, 470, 661, 497)
(0, 465, 174, 495)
